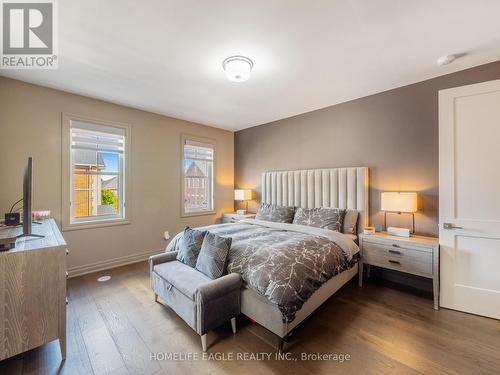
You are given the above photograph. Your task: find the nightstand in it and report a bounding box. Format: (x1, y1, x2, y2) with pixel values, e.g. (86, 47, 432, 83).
(358, 232, 440, 309)
(222, 212, 256, 223)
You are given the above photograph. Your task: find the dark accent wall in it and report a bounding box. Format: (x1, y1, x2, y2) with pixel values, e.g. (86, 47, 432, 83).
(235, 61, 500, 237)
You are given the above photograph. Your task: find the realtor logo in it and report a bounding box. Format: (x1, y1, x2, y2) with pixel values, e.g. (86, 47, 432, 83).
(1, 0, 58, 69)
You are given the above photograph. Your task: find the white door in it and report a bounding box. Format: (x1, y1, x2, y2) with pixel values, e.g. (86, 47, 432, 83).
(439, 79, 500, 319)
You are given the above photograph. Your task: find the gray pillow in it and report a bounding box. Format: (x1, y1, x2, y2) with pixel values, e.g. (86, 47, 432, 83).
(176, 227, 207, 267)
(195, 232, 232, 279)
(292, 207, 346, 232)
(255, 203, 295, 223)
(343, 209, 359, 235)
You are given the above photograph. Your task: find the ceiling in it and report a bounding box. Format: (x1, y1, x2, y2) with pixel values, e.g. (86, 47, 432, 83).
(2, 0, 500, 131)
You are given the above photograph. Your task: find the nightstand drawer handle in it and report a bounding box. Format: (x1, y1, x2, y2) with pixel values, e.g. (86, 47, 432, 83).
(392, 244, 400, 248)
(388, 249, 401, 255)
(388, 260, 401, 265)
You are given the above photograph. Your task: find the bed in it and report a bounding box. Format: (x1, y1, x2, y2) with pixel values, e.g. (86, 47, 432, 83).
(169, 167, 369, 349)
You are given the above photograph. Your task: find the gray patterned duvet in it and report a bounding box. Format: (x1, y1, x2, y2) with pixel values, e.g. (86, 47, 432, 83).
(166, 219, 359, 323)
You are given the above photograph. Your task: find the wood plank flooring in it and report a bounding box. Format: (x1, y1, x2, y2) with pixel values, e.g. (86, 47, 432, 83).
(1, 261, 499, 375)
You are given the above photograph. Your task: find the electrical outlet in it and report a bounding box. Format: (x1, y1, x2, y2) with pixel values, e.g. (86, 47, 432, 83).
(164, 231, 170, 240)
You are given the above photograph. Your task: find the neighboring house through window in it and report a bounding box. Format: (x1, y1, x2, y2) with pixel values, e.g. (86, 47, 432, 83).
(182, 135, 215, 216)
(62, 114, 130, 229)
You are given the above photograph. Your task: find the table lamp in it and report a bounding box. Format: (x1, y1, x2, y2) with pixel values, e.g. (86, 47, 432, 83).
(381, 192, 418, 237)
(234, 189, 252, 215)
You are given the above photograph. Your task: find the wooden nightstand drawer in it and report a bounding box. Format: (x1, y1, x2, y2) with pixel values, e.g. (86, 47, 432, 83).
(363, 237, 432, 253)
(363, 241, 432, 265)
(362, 246, 433, 276)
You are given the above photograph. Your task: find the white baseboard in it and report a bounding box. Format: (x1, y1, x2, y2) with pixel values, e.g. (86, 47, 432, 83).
(68, 248, 163, 278)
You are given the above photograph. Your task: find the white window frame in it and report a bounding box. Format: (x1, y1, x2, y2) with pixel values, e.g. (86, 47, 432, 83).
(181, 134, 216, 217)
(62, 113, 131, 231)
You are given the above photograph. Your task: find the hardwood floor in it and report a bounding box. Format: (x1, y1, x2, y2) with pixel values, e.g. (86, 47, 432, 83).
(1, 261, 499, 375)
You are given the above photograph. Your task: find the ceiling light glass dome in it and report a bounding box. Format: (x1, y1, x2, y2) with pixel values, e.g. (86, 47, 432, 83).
(222, 56, 253, 82)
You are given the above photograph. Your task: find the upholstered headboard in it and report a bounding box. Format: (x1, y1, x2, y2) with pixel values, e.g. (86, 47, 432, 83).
(261, 167, 369, 232)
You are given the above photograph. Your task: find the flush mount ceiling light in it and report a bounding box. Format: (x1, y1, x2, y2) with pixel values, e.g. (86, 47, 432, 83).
(222, 56, 253, 82)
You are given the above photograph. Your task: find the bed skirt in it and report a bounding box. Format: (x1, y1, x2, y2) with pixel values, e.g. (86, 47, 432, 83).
(241, 263, 358, 338)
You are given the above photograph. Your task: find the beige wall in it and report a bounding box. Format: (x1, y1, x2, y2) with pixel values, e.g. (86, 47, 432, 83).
(235, 61, 500, 237)
(0, 77, 234, 274)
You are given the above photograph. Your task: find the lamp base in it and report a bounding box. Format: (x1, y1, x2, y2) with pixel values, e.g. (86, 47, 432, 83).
(236, 209, 247, 215)
(387, 226, 411, 237)
(384, 211, 416, 234)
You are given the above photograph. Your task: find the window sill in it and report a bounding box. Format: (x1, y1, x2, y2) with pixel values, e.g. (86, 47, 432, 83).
(181, 210, 216, 218)
(62, 219, 130, 232)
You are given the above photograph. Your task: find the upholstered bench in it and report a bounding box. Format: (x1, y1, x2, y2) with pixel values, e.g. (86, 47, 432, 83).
(149, 251, 241, 351)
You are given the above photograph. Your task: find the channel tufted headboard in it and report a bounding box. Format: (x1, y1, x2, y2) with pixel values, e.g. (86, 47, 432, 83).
(261, 167, 369, 232)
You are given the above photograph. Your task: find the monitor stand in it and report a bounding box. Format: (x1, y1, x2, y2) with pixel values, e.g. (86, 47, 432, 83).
(16, 220, 45, 239)
(16, 233, 45, 239)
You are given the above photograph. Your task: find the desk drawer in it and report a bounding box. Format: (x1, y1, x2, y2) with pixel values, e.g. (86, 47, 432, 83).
(363, 242, 433, 276)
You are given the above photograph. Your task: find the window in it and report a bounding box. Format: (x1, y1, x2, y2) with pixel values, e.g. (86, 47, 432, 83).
(62, 114, 130, 229)
(182, 136, 215, 216)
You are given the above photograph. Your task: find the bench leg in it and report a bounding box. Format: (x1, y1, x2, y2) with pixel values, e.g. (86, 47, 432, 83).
(201, 334, 207, 352)
(230, 317, 236, 334)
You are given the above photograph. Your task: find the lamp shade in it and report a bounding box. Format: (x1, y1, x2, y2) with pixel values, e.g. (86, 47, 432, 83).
(234, 189, 252, 201)
(381, 192, 417, 213)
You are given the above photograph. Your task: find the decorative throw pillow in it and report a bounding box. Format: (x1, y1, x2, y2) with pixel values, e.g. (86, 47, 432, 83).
(292, 207, 346, 232)
(176, 227, 207, 267)
(343, 209, 359, 235)
(195, 232, 232, 279)
(255, 203, 295, 223)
